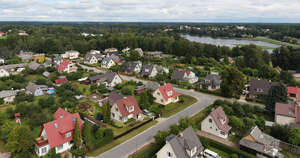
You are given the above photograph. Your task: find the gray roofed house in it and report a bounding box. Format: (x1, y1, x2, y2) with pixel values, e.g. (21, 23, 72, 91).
(18, 51, 33, 62)
(88, 71, 122, 87)
(123, 61, 142, 74)
(155, 65, 169, 74)
(239, 126, 284, 158)
(52, 54, 63, 66)
(26, 82, 48, 96)
(171, 69, 198, 84)
(108, 92, 124, 106)
(145, 81, 160, 91)
(101, 57, 115, 69)
(84, 53, 102, 65)
(0, 90, 19, 103)
(200, 74, 222, 90)
(156, 126, 204, 158)
(0, 63, 27, 77)
(249, 79, 279, 98)
(141, 64, 158, 78)
(28, 62, 42, 70)
(145, 51, 163, 58)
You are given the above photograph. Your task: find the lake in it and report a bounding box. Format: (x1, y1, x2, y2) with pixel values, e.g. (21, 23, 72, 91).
(182, 35, 281, 52)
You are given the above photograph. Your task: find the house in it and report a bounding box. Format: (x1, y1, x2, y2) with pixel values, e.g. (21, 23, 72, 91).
(26, 82, 48, 96)
(287, 86, 300, 103)
(156, 126, 204, 158)
(87, 71, 122, 87)
(145, 81, 160, 91)
(0, 64, 27, 77)
(101, 57, 116, 69)
(110, 54, 122, 65)
(0, 32, 5, 36)
(57, 60, 78, 73)
(239, 126, 284, 158)
(104, 48, 118, 54)
(111, 96, 142, 122)
(52, 54, 63, 66)
(43, 71, 51, 77)
(171, 69, 199, 84)
(123, 61, 142, 74)
(122, 47, 130, 54)
(248, 79, 279, 99)
(55, 77, 69, 86)
(200, 74, 222, 90)
(0, 67, 10, 78)
(43, 61, 53, 68)
(33, 54, 45, 63)
(84, 53, 102, 65)
(108, 92, 124, 106)
(153, 83, 180, 105)
(61, 50, 80, 59)
(155, 65, 169, 74)
(88, 50, 101, 55)
(293, 73, 300, 82)
(28, 62, 42, 70)
(18, 51, 34, 62)
(15, 113, 21, 124)
(275, 102, 300, 126)
(201, 106, 231, 139)
(141, 64, 158, 78)
(134, 48, 144, 57)
(145, 51, 163, 58)
(34, 108, 84, 156)
(0, 90, 19, 103)
(0, 58, 4, 65)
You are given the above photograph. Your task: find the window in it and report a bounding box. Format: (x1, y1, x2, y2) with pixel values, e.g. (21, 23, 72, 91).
(157, 92, 160, 95)
(209, 118, 212, 123)
(41, 147, 47, 153)
(167, 152, 172, 157)
(221, 131, 226, 136)
(161, 99, 164, 103)
(112, 113, 115, 118)
(167, 91, 173, 96)
(56, 145, 63, 151)
(115, 107, 118, 111)
(128, 106, 134, 112)
(65, 132, 72, 138)
(119, 116, 122, 121)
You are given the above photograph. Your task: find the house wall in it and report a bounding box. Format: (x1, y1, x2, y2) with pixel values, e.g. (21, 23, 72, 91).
(111, 103, 124, 122)
(36, 144, 50, 157)
(156, 142, 178, 158)
(152, 89, 179, 105)
(201, 115, 228, 139)
(275, 115, 296, 125)
(149, 67, 158, 77)
(33, 56, 45, 63)
(108, 75, 122, 87)
(34, 89, 44, 96)
(55, 141, 73, 154)
(4, 96, 15, 103)
(0, 69, 10, 78)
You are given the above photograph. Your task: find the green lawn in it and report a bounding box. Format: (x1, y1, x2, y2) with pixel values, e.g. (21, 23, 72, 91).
(107, 118, 152, 136)
(0, 104, 15, 113)
(208, 147, 232, 158)
(162, 94, 197, 118)
(73, 82, 91, 95)
(128, 143, 156, 158)
(87, 120, 158, 157)
(244, 36, 300, 48)
(282, 151, 299, 158)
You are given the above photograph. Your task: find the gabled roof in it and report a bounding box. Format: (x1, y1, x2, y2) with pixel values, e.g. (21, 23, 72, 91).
(55, 78, 69, 85)
(288, 86, 300, 101)
(89, 71, 121, 84)
(171, 69, 187, 81)
(123, 61, 141, 73)
(249, 79, 279, 96)
(157, 83, 180, 100)
(201, 74, 221, 86)
(57, 59, 71, 72)
(42, 108, 83, 148)
(275, 102, 300, 123)
(145, 81, 160, 91)
(165, 127, 204, 158)
(26, 82, 48, 94)
(115, 96, 142, 117)
(108, 92, 124, 106)
(209, 107, 231, 133)
(28, 62, 41, 70)
(84, 53, 102, 63)
(101, 57, 114, 67)
(0, 90, 18, 98)
(141, 64, 155, 76)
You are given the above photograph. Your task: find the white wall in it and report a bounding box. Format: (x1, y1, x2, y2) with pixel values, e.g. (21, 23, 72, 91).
(275, 115, 296, 125)
(156, 142, 178, 158)
(201, 115, 228, 139)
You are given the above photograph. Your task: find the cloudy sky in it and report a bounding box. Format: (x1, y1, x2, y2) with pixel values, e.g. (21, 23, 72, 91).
(0, 0, 300, 23)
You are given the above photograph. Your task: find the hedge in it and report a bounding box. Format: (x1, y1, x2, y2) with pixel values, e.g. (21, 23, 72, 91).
(198, 136, 256, 158)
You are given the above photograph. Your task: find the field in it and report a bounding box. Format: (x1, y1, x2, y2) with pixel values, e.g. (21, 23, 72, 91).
(244, 36, 300, 49)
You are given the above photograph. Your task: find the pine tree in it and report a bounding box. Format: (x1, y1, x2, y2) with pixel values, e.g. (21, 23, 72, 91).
(103, 102, 111, 123)
(73, 118, 82, 149)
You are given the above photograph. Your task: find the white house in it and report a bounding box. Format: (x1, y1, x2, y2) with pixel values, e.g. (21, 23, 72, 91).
(57, 59, 78, 73)
(101, 57, 116, 69)
(171, 69, 199, 84)
(26, 82, 48, 96)
(110, 96, 142, 123)
(0, 69, 10, 78)
(141, 64, 158, 78)
(156, 127, 204, 158)
(35, 108, 83, 156)
(61, 50, 80, 59)
(84, 53, 102, 65)
(201, 106, 232, 139)
(0, 58, 4, 64)
(0, 90, 19, 103)
(153, 83, 180, 105)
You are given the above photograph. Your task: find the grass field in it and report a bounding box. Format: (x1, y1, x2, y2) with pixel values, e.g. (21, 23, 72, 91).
(244, 36, 300, 48)
(87, 120, 158, 157)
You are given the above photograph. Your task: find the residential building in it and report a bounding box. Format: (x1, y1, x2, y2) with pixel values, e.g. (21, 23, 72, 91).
(141, 64, 158, 78)
(134, 48, 144, 57)
(33, 54, 45, 63)
(52, 54, 63, 66)
(43, 71, 51, 77)
(55, 77, 69, 86)
(156, 126, 204, 158)
(43, 61, 53, 68)
(0, 32, 5, 36)
(0, 64, 27, 77)
(84, 53, 102, 65)
(171, 69, 199, 84)
(248, 79, 279, 98)
(86, 71, 122, 87)
(57, 60, 78, 73)
(145, 81, 160, 91)
(28, 62, 42, 70)
(108, 92, 124, 106)
(155, 65, 169, 74)
(275, 102, 300, 126)
(104, 48, 118, 53)
(287, 86, 300, 104)
(26, 82, 48, 96)
(122, 47, 130, 54)
(111, 96, 142, 123)
(110, 54, 122, 65)
(61, 50, 80, 59)
(239, 126, 284, 158)
(34, 108, 84, 156)
(101, 57, 116, 69)
(123, 61, 142, 74)
(0, 90, 19, 103)
(201, 106, 231, 139)
(88, 50, 101, 55)
(145, 51, 163, 58)
(0, 58, 4, 65)
(18, 51, 34, 62)
(200, 74, 222, 90)
(0, 68, 10, 78)
(153, 83, 180, 105)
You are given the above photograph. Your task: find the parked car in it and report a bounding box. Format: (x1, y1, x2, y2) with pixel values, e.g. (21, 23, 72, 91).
(143, 109, 152, 116)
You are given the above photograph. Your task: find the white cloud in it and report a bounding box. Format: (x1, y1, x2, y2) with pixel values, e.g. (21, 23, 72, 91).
(0, 0, 299, 22)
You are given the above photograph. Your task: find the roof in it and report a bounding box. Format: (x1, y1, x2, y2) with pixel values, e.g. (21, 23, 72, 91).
(288, 86, 300, 101)
(209, 107, 232, 132)
(123, 61, 141, 73)
(110, 54, 121, 64)
(145, 81, 160, 91)
(201, 74, 221, 87)
(28, 62, 41, 70)
(141, 64, 155, 76)
(108, 92, 124, 106)
(84, 53, 102, 63)
(89, 71, 121, 84)
(171, 69, 187, 81)
(166, 126, 204, 158)
(0, 63, 26, 71)
(43, 71, 50, 77)
(0, 90, 18, 98)
(249, 79, 279, 96)
(42, 108, 83, 148)
(115, 96, 142, 117)
(55, 78, 69, 85)
(101, 57, 113, 67)
(158, 83, 180, 100)
(26, 82, 48, 94)
(57, 59, 71, 72)
(275, 102, 300, 123)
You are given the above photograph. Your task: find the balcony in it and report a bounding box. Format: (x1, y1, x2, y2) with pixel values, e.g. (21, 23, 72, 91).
(35, 136, 49, 147)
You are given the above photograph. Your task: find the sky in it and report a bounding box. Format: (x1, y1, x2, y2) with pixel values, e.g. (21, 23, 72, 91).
(0, 0, 300, 23)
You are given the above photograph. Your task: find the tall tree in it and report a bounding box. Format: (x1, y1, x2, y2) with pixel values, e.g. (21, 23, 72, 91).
(73, 118, 82, 149)
(265, 84, 288, 112)
(102, 102, 111, 123)
(6, 126, 34, 154)
(220, 66, 246, 98)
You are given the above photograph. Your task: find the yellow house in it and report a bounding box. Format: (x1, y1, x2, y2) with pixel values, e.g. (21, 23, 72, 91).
(33, 54, 45, 63)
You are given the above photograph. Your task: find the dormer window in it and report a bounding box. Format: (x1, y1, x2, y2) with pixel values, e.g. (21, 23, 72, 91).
(65, 132, 72, 138)
(256, 88, 263, 92)
(54, 123, 58, 128)
(128, 106, 134, 113)
(220, 118, 226, 125)
(60, 114, 64, 118)
(167, 91, 173, 96)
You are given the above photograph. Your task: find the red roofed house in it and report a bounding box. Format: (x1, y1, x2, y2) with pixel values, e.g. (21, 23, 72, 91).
(55, 77, 69, 86)
(34, 108, 83, 156)
(201, 106, 232, 139)
(57, 59, 78, 73)
(152, 83, 180, 105)
(111, 96, 142, 123)
(0, 32, 5, 37)
(288, 86, 300, 104)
